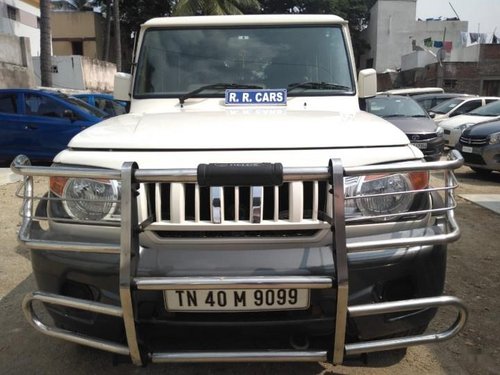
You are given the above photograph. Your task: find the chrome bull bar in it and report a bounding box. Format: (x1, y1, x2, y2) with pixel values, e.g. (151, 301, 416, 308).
(13, 151, 467, 366)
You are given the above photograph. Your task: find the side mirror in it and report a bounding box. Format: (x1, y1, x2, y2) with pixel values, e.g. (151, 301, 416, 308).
(63, 109, 76, 121)
(114, 72, 132, 102)
(358, 69, 377, 99)
(429, 112, 436, 118)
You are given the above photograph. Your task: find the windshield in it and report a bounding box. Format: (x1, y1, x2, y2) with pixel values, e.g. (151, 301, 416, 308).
(366, 96, 428, 117)
(468, 100, 500, 116)
(134, 25, 354, 98)
(430, 97, 464, 114)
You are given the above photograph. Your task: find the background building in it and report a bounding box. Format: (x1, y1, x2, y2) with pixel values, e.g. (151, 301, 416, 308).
(51, 10, 107, 60)
(0, 0, 40, 56)
(360, 0, 468, 73)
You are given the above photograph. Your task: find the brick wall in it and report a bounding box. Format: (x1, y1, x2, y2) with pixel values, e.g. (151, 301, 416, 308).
(390, 45, 500, 95)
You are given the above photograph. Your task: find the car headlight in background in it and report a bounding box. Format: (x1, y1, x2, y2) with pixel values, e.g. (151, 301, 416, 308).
(50, 177, 120, 221)
(344, 171, 429, 221)
(436, 126, 444, 136)
(488, 132, 500, 145)
(457, 123, 474, 132)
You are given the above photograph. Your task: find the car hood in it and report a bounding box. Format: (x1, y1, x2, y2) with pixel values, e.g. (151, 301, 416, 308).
(69, 109, 409, 150)
(382, 116, 437, 133)
(463, 119, 500, 137)
(439, 114, 499, 129)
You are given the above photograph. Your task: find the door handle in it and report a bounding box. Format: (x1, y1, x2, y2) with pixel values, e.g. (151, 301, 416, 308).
(25, 124, 39, 130)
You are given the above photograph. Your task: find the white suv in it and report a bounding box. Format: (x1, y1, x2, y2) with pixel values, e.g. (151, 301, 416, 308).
(13, 15, 466, 367)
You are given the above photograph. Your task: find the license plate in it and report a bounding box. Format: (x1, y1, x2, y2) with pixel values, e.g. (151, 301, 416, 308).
(461, 146, 473, 153)
(164, 288, 310, 312)
(413, 142, 428, 149)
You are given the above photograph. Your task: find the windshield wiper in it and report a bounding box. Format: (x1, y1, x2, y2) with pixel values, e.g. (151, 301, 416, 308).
(179, 83, 263, 105)
(287, 81, 352, 92)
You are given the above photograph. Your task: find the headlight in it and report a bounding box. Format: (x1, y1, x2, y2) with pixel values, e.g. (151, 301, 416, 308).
(344, 171, 429, 221)
(436, 126, 444, 136)
(50, 177, 120, 221)
(457, 123, 474, 132)
(489, 132, 500, 145)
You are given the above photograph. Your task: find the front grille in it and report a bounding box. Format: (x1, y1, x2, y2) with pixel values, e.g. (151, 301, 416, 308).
(143, 181, 329, 237)
(407, 133, 437, 141)
(459, 136, 488, 146)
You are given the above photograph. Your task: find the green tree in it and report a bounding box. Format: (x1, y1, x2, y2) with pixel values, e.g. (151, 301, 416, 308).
(260, 0, 376, 64)
(118, 0, 174, 71)
(173, 0, 260, 16)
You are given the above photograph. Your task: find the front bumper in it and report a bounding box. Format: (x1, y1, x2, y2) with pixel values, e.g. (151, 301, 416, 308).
(456, 142, 500, 171)
(14, 152, 467, 365)
(410, 136, 444, 161)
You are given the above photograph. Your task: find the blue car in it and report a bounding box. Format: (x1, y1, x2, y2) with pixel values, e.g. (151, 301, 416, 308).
(74, 93, 127, 117)
(0, 89, 107, 166)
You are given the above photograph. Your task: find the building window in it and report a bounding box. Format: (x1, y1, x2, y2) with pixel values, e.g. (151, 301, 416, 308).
(443, 79, 457, 89)
(7, 5, 19, 21)
(71, 41, 83, 55)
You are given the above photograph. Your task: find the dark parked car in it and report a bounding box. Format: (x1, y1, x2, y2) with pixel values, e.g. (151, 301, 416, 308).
(0, 88, 107, 166)
(456, 118, 500, 174)
(412, 93, 472, 112)
(366, 95, 445, 161)
(74, 93, 127, 117)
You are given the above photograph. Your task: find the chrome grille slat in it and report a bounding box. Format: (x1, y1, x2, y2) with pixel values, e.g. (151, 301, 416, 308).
(170, 183, 185, 223)
(288, 182, 303, 222)
(155, 183, 162, 221)
(274, 186, 279, 222)
(459, 136, 488, 146)
(234, 186, 240, 222)
(148, 181, 325, 232)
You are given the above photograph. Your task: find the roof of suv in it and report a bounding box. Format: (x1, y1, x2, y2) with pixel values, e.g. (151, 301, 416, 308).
(143, 14, 346, 28)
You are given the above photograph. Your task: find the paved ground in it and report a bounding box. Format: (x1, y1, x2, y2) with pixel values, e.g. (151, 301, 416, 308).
(0, 168, 21, 186)
(459, 194, 500, 214)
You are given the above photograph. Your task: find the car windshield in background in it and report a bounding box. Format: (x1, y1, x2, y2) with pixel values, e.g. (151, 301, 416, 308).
(134, 26, 354, 98)
(468, 100, 500, 116)
(366, 96, 428, 118)
(58, 95, 108, 118)
(430, 98, 464, 114)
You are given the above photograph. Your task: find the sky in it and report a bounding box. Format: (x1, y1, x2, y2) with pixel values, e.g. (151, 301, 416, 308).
(416, 0, 500, 34)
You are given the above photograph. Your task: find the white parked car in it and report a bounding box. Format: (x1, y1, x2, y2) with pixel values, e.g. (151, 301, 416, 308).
(429, 96, 499, 125)
(440, 100, 500, 147)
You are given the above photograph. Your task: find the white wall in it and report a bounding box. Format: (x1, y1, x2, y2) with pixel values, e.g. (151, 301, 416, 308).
(374, 0, 417, 72)
(360, 0, 468, 72)
(401, 50, 437, 71)
(33, 55, 116, 92)
(449, 44, 481, 62)
(0, 32, 35, 88)
(0, 0, 41, 56)
(33, 55, 85, 89)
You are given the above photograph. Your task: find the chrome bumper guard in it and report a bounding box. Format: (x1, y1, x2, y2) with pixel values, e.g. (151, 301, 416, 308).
(13, 151, 467, 366)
